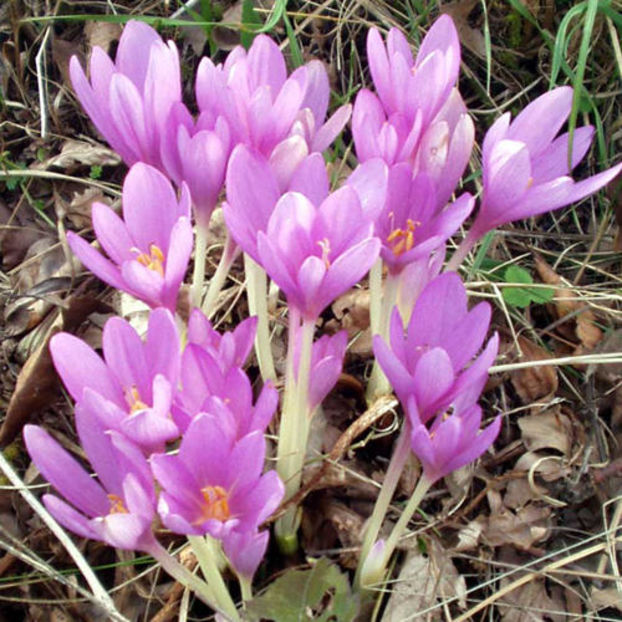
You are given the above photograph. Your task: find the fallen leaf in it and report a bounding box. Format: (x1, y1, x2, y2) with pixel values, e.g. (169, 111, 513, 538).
(329, 289, 371, 356)
(40, 139, 120, 171)
(510, 336, 558, 403)
(0, 296, 105, 446)
(441, 1, 486, 58)
(518, 410, 573, 455)
(534, 255, 603, 350)
(381, 537, 467, 621)
(485, 490, 551, 550)
(84, 21, 122, 53)
(499, 572, 566, 622)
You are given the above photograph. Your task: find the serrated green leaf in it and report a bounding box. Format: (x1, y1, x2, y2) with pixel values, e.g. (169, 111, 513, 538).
(246, 558, 359, 622)
(505, 265, 533, 285)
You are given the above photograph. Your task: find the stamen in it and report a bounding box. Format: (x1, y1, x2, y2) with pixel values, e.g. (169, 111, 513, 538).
(386, 219, 421, 256)
(133, 244, 165, 276)
(107, 494, 128, 514)
(317, 238, 332, 269)
(198, 485, 230, 522)
(126, 386, 149, 414)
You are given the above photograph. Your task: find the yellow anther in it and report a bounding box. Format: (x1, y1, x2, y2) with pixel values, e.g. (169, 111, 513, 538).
(386, 219, 421, 256)
(126, 386, 149, 414)
(107, 494, 128, 514)
(526, 176, 534, 189)
(317, 238, 332, 269)
(197, 485, 231, 522)
(134, 244, 165, 276)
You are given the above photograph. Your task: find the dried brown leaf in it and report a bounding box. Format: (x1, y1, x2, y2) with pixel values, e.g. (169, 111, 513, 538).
(517, 410, 573, 455)
(0, 296, 104, 446)
(41, 139, 120, 171)
(510, 336, 558, 403)
(499, 576, 566, 622)
(534, 255, 603, 350)
(381, 538, 466, 621)
(330, 289, 371, 356)
(84, 21, 122, 53)
(441, 1, 486, 57)
(485, 490, 551, 550)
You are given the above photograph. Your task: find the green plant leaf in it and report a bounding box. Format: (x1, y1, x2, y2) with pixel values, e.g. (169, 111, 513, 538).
(502, 265, 554, 308)
(246, 558, 359, 621)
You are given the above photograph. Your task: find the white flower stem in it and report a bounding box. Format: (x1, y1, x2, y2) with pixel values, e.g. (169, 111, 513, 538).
(192, 222, 208, 309)
(202, 234, 238, 318)
(365, 475, 432, 588)
(366, 270, 400, 404)
(244, 254, 276, 382)
(186, 535, 240, 621)
(275, 315, 315, 553)
(355, 424, 411, 589)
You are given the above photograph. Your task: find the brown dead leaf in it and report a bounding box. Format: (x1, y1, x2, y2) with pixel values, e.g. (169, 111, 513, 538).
(485, 490, 551, 550)
(517, 410, 573, 455)
(41, 139, 120, 171)
(441, 1, 486, 58)
(62, 186, 105, 230)
(0, 296, 105, 446)
(510, 336, 558, 403)
(84, 21, 122, 53)
(534, 255, 603, 350)
(499, 574, 566, 622)
(381, 537, 467, 621)
(329, 288, 371, 356)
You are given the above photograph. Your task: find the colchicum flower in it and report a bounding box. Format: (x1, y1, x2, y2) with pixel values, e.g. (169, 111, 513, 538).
(374, 273, 498, 420)
(256, 189, 381, 320)
(70, 20, 181, 170)
(24, 419, 157, 551)
(196, 35, 350, 157)
(67, 163, 193, 312)
(50, 308, 181, 452)
(151, 414, 283, 575)
(471, 86, 622, 240)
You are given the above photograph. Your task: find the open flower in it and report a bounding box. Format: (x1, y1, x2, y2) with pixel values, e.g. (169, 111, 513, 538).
(374, 273, 498, 420)
(70, 20, 181, 170)
(24, 420, 156, 551)
(152, 414, 283, 538)
(471, 86, 622, 239)
(375, 164, 474, 275)
(256, 189, 381, 320)
(67, 163, 192, 312)
(50, 309, 181, 452)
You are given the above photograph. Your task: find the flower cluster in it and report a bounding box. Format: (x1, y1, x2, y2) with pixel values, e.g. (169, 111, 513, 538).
(24, 13, 622, 612)
(26, 309, 283, 582)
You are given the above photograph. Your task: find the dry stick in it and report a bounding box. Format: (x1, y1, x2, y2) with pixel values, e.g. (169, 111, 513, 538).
(0, 452, 129, 622)
(452, 536, 622, 622)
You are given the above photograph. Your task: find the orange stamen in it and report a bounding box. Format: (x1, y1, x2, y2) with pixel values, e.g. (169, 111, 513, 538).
(317, 238, 332, 269)
(126, 386, 149, 414)
(198, 485, 230, 522)
(134, 244, 165, 276)
(107, 494, 128, 514)
(386, 219, 421, 256)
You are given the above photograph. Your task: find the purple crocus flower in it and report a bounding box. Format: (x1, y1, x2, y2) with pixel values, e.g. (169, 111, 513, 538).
(256, 189, 381, 320)
(24, 419, 156, 551)
(375, 164, 474, 275)
(471, 86, 622, 240)
(407, 397, 501, 484)
(374, 273, 498, 421)
(151, 413, 284, 539)
(366, 16, 460, 128)
(67, 163, 193, 312)
(161, 103, 231, 225)
(222, 529, 270, 581)
(224, 145, 387, 266)
(50, 308, 181, 452)
(196, 35, 349, 157)
(70, 20, 181, 170)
